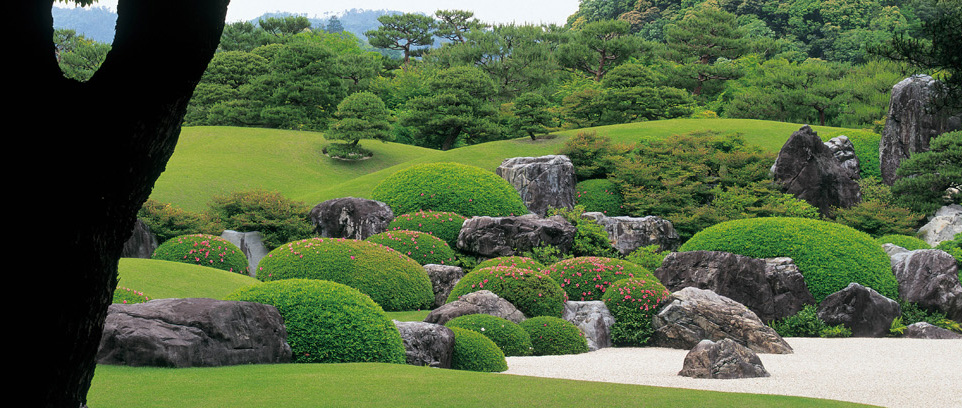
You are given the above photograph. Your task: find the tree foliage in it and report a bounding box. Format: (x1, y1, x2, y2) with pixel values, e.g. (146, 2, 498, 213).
(892, 130, 962, 214)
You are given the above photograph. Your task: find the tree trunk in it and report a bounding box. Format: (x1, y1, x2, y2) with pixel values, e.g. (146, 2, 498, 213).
(14, 2, 229, 407)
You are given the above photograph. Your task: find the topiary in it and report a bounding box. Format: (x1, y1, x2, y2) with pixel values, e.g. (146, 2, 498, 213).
(601, 277, 672, 346)
(519, 316, 588, 356)
(256, 237, 434, 311)
(474, 256, 546, 273)
(680, 217, 899, 302)
(365, 230, 457, 266)
(575, 178, 626, 216)
(152, 233, 249, 274)
(543, 257, 653, 301)
(445, 314, 533, 357)
(371, 162, 528, 217)
(876, 235, 931, 251)
(113, 286, 150, 304)
(448, 326, 509, 372)
(387, 210, 467, 248)
(447, 266, 566, 318)
(225, 279, 407, 364)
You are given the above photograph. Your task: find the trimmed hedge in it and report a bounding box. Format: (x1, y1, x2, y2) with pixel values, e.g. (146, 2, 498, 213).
(601, 277, 672, 346)
(226, 279, 407, 364)
(447, 266, 566, 318)
(365, 230, 457, 266)
(544, 257, 652, 301)
(448, 327, 509, 372)
(680, 217, 899, 302)
(152, 233, 249, 274)
(445, 314, 533, 357)
(474, 256, 546, 273)
(371, 162, 528, 217)
(519, 316, 588, 356)
(574, 179, 626, 216)
(256, 238, 433, 311)
(387, 210, 467, 249)
(875, 235, 931, 251)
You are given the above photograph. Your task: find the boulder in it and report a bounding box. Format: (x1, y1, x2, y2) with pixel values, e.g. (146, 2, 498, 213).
(424, 264, 465, 309)
(582, 212, 680, 254)
(651, 287, 793, 354)
(221, 230, 269, 277)
(496, 155, 577, 217)
(883, 243, 910, 257)
(424, 290, 526, 326)
(773, 125, 860, 217)
(97, 298, 291, 367)
(122, 219, 159, 259)
(562, 301, 615, 351)
(817, 283, 901, 337)
(902, 322, 962, 339)
(456, 214, 576, 258)
(890, 249, 962, 322)
(824, 135, 860, 179)
(309, 197, 394, 240)
(918, 204, 962, 247)
(678, 339, 771, 379)
(393, 320, 456, 368)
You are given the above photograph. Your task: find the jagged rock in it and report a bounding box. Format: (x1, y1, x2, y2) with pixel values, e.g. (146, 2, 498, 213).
(562, 301, 615, 351)
(122, 218, 159, 259)
(824, 135, 860, 179)
(456, 214, 576, 258)
(678, 339, 771, 379)
(890, 249, 962, 322)
(97, 298, 291, 367)
(221, 230, 269, 277)
(496, 155, 577, 217)
(393, 320, 456, 368)
(883, 243, 911, 257)
(918, 204, 962, 247)
(424, 264, 465, 309)
(817, 283, 901, 337)
(582, 212, 680, 254)
(773, 125, 861, 217)
(309, 197, 394, 240)
(902, 322, 962, 339)
(651, 287, 793, 354)
(424, 290, 526, 326)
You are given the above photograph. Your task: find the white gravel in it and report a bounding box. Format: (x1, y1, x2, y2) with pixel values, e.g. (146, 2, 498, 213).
(502, 338, 962, 408)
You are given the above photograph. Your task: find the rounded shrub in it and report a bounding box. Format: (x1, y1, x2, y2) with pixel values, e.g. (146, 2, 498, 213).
(876, 235, 931, 251)
(388, 210, 467, 248)
(680, 217, 899, 302)
(113, 286, 150, 304)
(365, 229, 457, 266)
(226, 279, 406, 364)
(601, 277, 672, 346)
(544, 257, 652, 301)
(445, 314, 533, 357)
(448, 327, 508, 372)
(575, 179, 626, 216)
(152, 233, 249, 274)
(519, 316, 588, 356)
(371, 162, 528, 217)
(474, 256, 546, 273)
(257, 237, 433, 311)
(447, 266, 566, 318)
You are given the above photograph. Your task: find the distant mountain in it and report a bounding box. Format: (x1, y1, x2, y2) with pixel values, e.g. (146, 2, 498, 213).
(51, 6, 117, 44)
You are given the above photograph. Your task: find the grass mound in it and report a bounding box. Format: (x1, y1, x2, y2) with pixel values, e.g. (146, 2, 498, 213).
(519, 316, 588, 356)
(445, 314, 533, 357)
(365, 229, 457, 265)
(151, 233, 249, 274)
(448, 327, 509, 372)
(387, 210, 467, 249)
(474, 256, 546, 273)
(575, 178, 626, 216)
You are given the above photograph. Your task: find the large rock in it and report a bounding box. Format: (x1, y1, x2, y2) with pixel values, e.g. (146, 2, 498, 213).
(890, 248, 962, 322)
(310, 197, 394, 240)
(122, 219, 159, 259)
(424, 290, 526, 325)
(654, 251, 815, 323)
(678, 339, 771, 379)
(456, 214, 576, 258)
(97, 298, 291, 367)
(393, 320, 456, 368)
(918, 204, 962, 247)
(496, 155, 577, 217)
(902, 322, 962, 339)
(773, 125, 861, 217)
(582, 212, 680, 254)
(221, 230, 269, 277)
(880, 75, 962, 185)
(651, 287, 793, 354)
(817, 283, 901, 337)
(824, 135, 860, 179)
(562, 301, 615, 351)
(424, 264, 465, 309)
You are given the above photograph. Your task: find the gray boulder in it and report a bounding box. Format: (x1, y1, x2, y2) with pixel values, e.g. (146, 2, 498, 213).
(563, 301, 615, 351)
(122, 218, 159, 259)
(582, 212, 680, 254)
(221, 230, 269, 277)
(902, 322, 962, 339)
(496, 155, 577, 217)
(424, 290, 526, 325)
(678, 339, 771, 379)
(393, 320, 456, 368)
(817, 283, 901, 337)
(310, 197, 394, 240)
(918, 204, 962, 247)
(97, 298, 291, 367)
(457, 214, 576, 258)
(890, 248, 962, 322)
(424, 264, 465, 309)
(824, 135, 860, 179)
(773, 125, 861, 217)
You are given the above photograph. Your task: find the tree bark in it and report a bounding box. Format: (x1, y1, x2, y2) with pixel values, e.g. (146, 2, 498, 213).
(14, 1, 229, 407)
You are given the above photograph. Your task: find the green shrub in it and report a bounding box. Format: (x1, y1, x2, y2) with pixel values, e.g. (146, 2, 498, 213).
(557, 131, 626, 180)
(680, 217, 899, 302)
(474, 256, 546, 273)
(768, 305, 852, 338)
(898, 300, 962, 333)
(206, 189, 314, 250)
(323, 142, 374, 160)
(226, 279, 407, 364)
(575, 179, 626, 216)
(447, 266, 566, 318)
(544, 257, 652, 301)
(152, 233, 249, 274)
(445, 314, 533, 357)
(448, 327, 509, 372)
(548, 206, 619, 258)
(519, 316, 588, 356)
(113, 286, 150, 304)
(935, 233, 962, 272)
(521, 245, 572, 266)
(138, 199, 221, 243)
(365, 230, 457, 266)
(624, 245, 671, 271)
(371, 162, 528, 217)
(601, 277, 672, 346)
(257, 238, 433, 311)
(876, 235, 931, 251)
(387, 210, 467, 248)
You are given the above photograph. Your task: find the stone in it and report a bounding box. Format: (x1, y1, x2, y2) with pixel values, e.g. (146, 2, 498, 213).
(97, 298, 291, 367)
(824, 135, 860, 179)
(393, 320, 456, 368)
(817, 283, 901, 337)
(562, 301, 615, 351)
(221, 230, 269, 277)
(883, 243, 910, 257)
(678, 339, 771, 379)
(122, 219, 159, 259)
(456, 214, 576, 258)
(424, 290, 526, 326)
(496, 155, 577, 217)
(655, 251, 815, 323)
(918, 204, 962, 247)
(651, 287, 793, 354)
(773, 125, 861, 217)
(309, 197, 394, 240)
(890, 248, 962, 322)
(424, 264, 465, 309)
(582, 212, 680, 254)
(902, 322, 962, 339)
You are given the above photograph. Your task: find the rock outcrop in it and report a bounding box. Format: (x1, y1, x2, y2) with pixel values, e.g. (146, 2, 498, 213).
(122, 219, 159, 259)
(456, 214, 576, 258)
(918, 204, 962, 247)
(773, 125, 860, 217)
(890, 248, 962, 322)
(678, 338, 771, 379)
(817, 283, 901, 337)
(562, 301, 615, 351)
(310, 197, 394, 240)
(582, 212, 680, 254)
(824, 135, 860, 179)
(902, 322, 962, 339)
(424, 264, 465, 309)
(221, 230, 269, 277)
(424, 290, 526, 325)
(496, 155, 577, 217)
(393, 320, 456, 368)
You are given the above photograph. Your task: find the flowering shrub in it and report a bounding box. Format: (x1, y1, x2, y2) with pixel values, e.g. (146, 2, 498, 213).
(387, 210, 467, 249)
(365, 229, 456, 266)
(474, 256, 546, 273)
(113, 286, 150, 304)
(875, 235, 931, 251)
(447, 266, 566, 318)
(544, 257, 651, 301)
(152, 233, 249, 274)
(448, 327, 508, 372)
(226, 279, 406, 364)
(575, 179, 625, 216)
(445, 314, 533, 357)
(257, 237, 433, 311)
(601, 277, 672, 346)
(519, 316, 588, 356)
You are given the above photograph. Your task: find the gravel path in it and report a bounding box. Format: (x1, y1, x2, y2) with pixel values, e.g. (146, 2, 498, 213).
(502, 338, 962, 408)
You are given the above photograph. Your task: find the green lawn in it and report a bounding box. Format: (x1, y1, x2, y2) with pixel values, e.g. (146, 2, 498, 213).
(118, 258, 260, 300)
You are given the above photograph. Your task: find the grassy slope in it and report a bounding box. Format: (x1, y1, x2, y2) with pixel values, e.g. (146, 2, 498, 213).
(118, 258, 260, 300)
